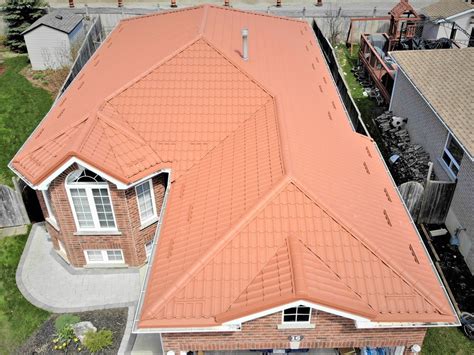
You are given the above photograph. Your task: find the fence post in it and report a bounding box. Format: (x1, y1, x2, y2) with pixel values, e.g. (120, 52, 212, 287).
(171, 0, 177, 8)
(315, 0, 322, 7)
(224, 0, 230, 6)
(68, 0, 74, 8)
(118, 0, 123, 8)
(276, 0, 281, 7)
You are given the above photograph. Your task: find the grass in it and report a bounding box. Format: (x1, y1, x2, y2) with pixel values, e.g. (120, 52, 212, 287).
(0, 55, 53, 186)
(333, 44, 386, 147)
(0, 228, 50, 354)
(423, 327, 474, 355)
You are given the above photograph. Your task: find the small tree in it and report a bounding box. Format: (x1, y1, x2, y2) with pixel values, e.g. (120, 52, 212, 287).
(325, 4, 343, 46)
(1, 0, 47, 52)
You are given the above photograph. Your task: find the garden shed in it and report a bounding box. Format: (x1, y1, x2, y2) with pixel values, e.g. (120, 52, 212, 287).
(23, 10, 84, 70)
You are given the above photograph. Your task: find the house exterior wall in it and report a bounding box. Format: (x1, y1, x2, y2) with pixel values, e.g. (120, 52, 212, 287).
(161, 310, 426, 353)
(422, 11, 474, 47)
(390, 70, 450, 181)
(390, 69, 474, 272)
(24, 24, 80, 70)
(37, 164, 167, 268)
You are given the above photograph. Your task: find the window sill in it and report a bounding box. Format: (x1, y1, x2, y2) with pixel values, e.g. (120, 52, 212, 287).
(46, 217, 60, 231)
(277, 323, 315, 330)
(139, 216, 159, 231)
(55, 249, 70, 264)
(84, 263, 128, 269)
(74, 230, 122, 236)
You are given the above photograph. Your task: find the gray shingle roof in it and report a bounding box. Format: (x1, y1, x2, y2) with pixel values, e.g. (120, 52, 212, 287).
(421, 0, 473, 20)
(391, 48, 474, 158)
(22, 10, 83, 35)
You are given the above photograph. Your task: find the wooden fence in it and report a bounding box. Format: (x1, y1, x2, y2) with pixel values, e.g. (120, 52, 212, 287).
(0, 182, 30, 237)
(312, 19, 368, 136)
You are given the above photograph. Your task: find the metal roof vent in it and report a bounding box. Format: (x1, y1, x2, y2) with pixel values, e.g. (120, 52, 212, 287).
(241, 28, 249, 61)
(55, 14, 63, 20)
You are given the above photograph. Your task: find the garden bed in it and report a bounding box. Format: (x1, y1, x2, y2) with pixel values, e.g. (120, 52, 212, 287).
(18, 308, 128, 354)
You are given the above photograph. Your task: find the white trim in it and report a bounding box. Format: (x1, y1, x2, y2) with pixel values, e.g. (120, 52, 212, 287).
(135, 179, 158, 227)
(443, 9, 474, 22)
(441, 133, 463, 179)
(65, 176, 118, 232)
(356, 320, 461, 329)
(389, 60, 473, 161)
(145, 241, 153, 260)
(42, 190, 58, 228)
(223, 300, 370, 327)
(84, 249, 124, 264)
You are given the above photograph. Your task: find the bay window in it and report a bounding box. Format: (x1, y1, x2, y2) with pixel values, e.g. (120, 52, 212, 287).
(135, 179, 157, 225)
(66, 169, 117, 232)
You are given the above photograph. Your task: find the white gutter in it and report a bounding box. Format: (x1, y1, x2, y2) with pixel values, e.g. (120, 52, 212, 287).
(388, 54, 473, 161)
(132, 169, 172, 334)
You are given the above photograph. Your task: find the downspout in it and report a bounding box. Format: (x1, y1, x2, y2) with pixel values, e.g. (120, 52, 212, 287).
(132, 169, 172, 334)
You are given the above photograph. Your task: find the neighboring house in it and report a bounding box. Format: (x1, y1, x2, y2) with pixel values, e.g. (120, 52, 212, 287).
(10, 5, 458, 353)
(421, 0, 474, 47)
(390, 48, 474, 273)
(23, 10, 84, 70)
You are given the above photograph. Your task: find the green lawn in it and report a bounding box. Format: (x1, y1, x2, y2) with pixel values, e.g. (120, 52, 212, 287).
(423, 327, 474, 355)
(0, 229, 50, 354)
(0, 55, 53, 186)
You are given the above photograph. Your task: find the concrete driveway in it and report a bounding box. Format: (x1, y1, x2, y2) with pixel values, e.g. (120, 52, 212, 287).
(16, 223, 141, 313)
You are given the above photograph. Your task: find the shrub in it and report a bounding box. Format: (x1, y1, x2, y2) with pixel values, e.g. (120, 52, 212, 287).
(83, 329, 113, 353)
(54, 314, 80, 332)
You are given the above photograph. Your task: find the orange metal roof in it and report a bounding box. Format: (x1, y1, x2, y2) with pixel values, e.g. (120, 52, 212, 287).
(12, 5, 456, 327)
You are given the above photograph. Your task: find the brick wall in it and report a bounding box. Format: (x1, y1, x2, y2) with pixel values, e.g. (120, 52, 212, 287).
(36, 164, 167, 267)
(162, 310, 426, 353)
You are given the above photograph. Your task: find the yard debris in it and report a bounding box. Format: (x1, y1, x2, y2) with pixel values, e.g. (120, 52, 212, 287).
(374, 111, 432, 184)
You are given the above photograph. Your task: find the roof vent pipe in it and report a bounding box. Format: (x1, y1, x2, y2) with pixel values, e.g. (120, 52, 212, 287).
(241, 28, 249, 61)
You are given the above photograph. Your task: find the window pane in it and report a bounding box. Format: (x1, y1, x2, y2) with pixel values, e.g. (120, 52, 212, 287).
(70, 188, 94, 228)
(284, 307, 297, 315)
(447, 137, 464, 164)
(86, 250, 103, 262)
(136, 181, 155, 222)
(283, 314, 296, 322)
(297, 314, 310, 322)
(106, 250, 123, 261)
(92, 189, 116, 228)
(297, 306, 311, 315)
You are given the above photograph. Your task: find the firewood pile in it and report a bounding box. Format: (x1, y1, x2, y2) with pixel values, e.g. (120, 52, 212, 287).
(374, 111, 431, 184)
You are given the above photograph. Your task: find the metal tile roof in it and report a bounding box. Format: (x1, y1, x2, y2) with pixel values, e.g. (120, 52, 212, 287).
(11, 5, 457, 328)
(421, 0, 473, 19)
(391, 48, 474, 158)
(22, 10, 83, 35)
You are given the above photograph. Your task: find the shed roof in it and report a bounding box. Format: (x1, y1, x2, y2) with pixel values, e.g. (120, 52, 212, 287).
(391, 48, 474, 158)
(421, 0, 473, 19)
(22, 10, 83, 35)
(11, 5, 457, 328)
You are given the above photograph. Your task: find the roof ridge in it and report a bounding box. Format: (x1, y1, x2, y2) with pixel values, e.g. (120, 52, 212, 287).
(104, 35, 203, 104)
(119, 5, 204, 23)
(286, 237, 307, 297)
(297, 238, 374, 310)
(289, 177, 450, 315)
(93, 118, 127, 178)
(143, 175, 292, 320)
(206, 4, 307, 24)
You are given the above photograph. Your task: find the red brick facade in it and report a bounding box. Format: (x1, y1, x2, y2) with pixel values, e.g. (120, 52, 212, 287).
(162, 310, 426, 353)
(37, 164, 167, 267)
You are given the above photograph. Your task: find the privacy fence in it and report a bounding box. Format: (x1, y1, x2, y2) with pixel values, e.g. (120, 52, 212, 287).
(0, 181, 30, 238)
(312, 19, 368, 136)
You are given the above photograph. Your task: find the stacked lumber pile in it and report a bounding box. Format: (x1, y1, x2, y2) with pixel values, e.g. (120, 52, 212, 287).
(374, 111, 431, 184)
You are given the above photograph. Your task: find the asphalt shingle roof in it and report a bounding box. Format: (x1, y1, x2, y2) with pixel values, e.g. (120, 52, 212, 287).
(22, 10, 83, 35)
(421, 0, 473, 19)
(391, 48, 474, 158)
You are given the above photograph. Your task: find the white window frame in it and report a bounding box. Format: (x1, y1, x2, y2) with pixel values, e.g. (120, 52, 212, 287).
(42, 189, 58, 228)
(145, 241, 153, 260)
(84, 249, 124, 264)
(281, 305, 312, 324)
(66, 177, 118, 233)
(441, 133, 463, 179)
(135, 179, 157, 226)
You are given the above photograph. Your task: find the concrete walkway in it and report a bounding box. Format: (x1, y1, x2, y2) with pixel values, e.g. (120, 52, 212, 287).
(16, 223, 141, 313)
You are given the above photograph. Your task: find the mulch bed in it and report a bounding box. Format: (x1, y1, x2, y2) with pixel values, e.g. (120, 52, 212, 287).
(429, 230, 474, 313)
(17, 308, 128, 355)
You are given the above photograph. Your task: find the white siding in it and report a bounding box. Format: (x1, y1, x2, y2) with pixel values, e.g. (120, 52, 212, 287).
(24, 26, 72, 70)
(422, 11, 474, 47)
